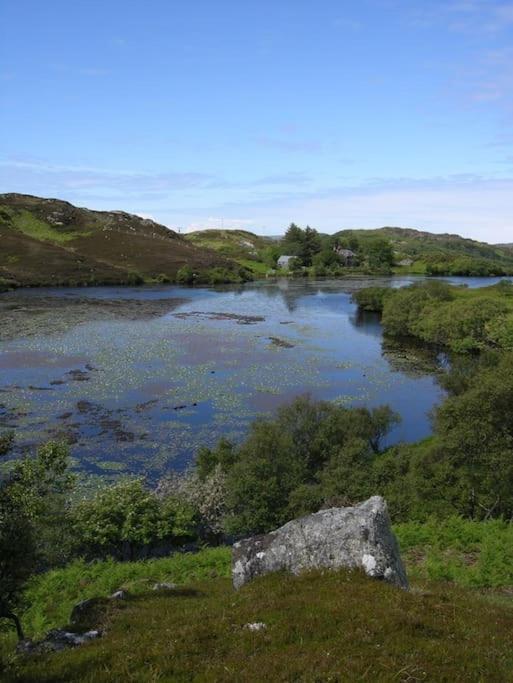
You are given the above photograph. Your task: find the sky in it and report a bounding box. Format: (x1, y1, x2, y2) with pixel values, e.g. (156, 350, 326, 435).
(1, 1, 513, 241)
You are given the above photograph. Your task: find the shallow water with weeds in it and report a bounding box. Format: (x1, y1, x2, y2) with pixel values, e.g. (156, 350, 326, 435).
(0, 277, 491, 480)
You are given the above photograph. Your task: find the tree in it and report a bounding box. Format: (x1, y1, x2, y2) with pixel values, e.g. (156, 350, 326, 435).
(221, 396, 399, 535)
(362, 238, 394, 270)
(299, 226, 322, 266)
(283, 223, 304, 256)
(0, 439, 73, 641)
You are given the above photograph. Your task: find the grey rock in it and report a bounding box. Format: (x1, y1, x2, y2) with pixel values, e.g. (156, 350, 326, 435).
(232, 496, 408, 590)
(17, 629, 102, 655)
(69, 597, 107, 626)
(152, 582, 178, 591)
(110, 589, 128, 600)
(243, 622, 267, 631)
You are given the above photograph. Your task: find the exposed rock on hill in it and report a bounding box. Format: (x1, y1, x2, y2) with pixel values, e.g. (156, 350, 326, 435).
(232, 496, 408, 589)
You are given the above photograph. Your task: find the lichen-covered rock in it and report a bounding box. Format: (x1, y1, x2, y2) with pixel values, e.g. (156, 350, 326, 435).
(232, 496, 408, 590)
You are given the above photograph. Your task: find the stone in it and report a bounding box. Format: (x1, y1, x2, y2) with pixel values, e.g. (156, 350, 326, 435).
(69, 597, 108, 626)
(232, 496, 408, 590)
(110, 589, 128, 600)
(17, 629, 102, 655)
(152, 582, 178, 591)
(243, 622, 267, 632)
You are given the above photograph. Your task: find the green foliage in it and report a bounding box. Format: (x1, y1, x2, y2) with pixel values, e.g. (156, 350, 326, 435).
(0, 442, 73, 640)
(18, 548, 231, 638)
(352, 286, 390, 312)
(381, 280, 455, 338)
(281, 223, 322, 267)
(361, 237, 394, 271)
(412, 297, 508, 352)
(0, 433, 14, 457)
(175, 264, 195, 284)
(395, 517, 513, 588)
(373, 352, 513, 521)
(71, 479, 198, 560)
(380, 281, 513, 353)
(210, 396, 400, 535)
(125, 271, 144, 285)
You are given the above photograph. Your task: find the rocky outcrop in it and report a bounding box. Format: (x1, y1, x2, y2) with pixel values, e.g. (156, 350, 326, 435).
(232, 496, 408, 590)
(17, 629, 102, 655)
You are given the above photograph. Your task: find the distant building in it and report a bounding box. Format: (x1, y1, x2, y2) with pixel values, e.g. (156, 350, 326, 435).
(333, 247, 356, 266)
(277, 255, 295, 269)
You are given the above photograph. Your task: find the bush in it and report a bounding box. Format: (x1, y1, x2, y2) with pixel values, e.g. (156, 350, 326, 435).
(176, 265, 195, 284)
(352, 286, 390, 312)
(71, 479, 198, 560)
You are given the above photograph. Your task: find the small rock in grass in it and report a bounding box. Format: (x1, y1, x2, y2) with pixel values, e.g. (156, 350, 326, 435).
(243, 622, 267, 632)
(110, 590, 128, 600)
(152, 582, 178, 591)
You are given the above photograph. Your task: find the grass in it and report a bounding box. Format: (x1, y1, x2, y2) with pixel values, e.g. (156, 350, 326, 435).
(3, 521, 513, 679)
(236, 258, 270, 275)
(20, 548, 231, 638)
(3, 519, 512, 642)
(5, 569, 513, 682)
(9, 209, 88, 244)
(395, 517, 513, 589)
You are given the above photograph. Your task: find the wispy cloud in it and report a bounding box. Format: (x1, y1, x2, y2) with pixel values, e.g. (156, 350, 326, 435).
(0, 159, 217, 198)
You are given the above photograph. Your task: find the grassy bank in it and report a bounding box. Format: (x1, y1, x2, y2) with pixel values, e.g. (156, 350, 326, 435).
(3, 519, 512, 642)
(5, 568, 513, 682)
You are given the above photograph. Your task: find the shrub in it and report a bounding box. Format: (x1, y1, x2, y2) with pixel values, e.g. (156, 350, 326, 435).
(352, 286, 391, 312)
(71, 479, 198, 560)
(176, 265, 195, 284)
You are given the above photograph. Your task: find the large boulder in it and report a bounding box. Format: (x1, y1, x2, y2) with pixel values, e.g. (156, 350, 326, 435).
(232, 496, 408, 590)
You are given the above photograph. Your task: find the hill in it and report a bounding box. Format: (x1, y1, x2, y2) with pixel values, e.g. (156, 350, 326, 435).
(334, 226, 513, 275)
(0, 194, 240, 288)
(184, 228, 270, 257)
(5, 562, 513, 681)
(184, 228, 274, 274)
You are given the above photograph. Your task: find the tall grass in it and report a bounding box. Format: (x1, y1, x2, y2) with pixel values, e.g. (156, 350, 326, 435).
(21, 547, 231, 637)
(395, 516, 513, 588)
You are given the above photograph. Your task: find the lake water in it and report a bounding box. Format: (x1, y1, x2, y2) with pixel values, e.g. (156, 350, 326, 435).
(0, 276, 504, 481)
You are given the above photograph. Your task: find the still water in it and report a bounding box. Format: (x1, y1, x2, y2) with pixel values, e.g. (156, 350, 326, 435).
(0, 276, 502, 480)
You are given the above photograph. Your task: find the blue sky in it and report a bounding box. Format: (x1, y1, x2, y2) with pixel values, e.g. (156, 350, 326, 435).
(1, 0, 513, 240)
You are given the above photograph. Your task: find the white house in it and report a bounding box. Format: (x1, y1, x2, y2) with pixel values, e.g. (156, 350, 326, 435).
(277, 255, 295, 269)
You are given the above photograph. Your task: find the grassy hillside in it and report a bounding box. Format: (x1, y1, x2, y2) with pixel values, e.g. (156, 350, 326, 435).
(5, 567, 513, 681)
(3, 519, 513, 680)
(335, 226, 513, 275)
(0, 194, 240, 287)
(185, 229, 270, 256)
(185, 229, 273, 274)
